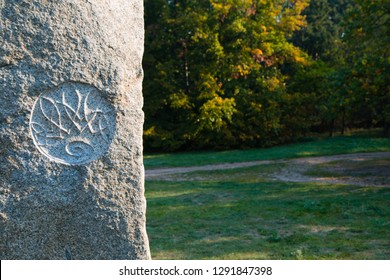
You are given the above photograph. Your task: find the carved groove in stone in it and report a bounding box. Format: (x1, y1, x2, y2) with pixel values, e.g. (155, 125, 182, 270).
(30, 82, 116, 165)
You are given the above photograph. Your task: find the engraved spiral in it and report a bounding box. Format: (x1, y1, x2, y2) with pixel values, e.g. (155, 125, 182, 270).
(29, 82, 116, 165)
(65, 139, 94, 159)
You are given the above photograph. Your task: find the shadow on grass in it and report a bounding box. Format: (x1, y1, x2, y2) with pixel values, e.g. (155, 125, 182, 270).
(146, 180, 390, 260)
(144, 136, 390, 168)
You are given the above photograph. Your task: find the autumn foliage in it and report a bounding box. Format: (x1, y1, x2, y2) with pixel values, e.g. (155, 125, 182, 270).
(143, 0, 389, 151)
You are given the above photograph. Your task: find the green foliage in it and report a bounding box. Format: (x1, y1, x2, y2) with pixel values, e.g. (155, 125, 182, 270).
(144, 0, 310, 151)
(292, 0, 353, 61)
(143, 0, 389, 151)
(339, 0, 390, 134)
(288, 0, 389, 137)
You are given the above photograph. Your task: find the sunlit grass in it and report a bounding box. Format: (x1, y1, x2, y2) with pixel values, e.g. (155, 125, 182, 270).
(145, 136, 390, 259)
(146, 172, 390, 259)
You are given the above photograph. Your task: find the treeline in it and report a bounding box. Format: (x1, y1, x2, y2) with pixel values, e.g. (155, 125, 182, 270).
(143, 0, 389, 151)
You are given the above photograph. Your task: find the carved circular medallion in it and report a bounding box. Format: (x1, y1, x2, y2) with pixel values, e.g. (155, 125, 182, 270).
(30, 82, 116, 165)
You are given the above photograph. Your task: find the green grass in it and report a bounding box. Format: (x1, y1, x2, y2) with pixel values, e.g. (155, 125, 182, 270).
(146, 167, 390, 259)
(144, 136, 390, 168)
(145, 136, 390, 259)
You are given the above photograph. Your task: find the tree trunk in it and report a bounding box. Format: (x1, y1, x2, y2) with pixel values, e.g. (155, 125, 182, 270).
(341, 107, 346, 135)
(384, 121, 389, 137)
(329, 119, 335, 137)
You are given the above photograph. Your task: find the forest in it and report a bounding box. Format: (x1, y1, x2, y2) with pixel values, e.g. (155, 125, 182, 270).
(143, 0, 389, 151)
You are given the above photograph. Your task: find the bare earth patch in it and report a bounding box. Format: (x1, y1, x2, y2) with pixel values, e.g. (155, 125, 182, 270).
(271, 152, 390, 187)
(145, 152, 390, 187)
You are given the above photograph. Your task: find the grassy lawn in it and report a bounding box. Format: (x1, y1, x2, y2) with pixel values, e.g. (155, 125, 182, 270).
(145, 136, 390, 259)
(144, 135, 390, 168)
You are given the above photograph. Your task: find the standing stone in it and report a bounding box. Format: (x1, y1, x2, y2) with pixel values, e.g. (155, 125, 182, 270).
(0, 0, 150, 259)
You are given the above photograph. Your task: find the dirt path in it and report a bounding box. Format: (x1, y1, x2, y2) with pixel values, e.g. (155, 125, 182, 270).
(145, 152, 390, 187)
(146, 159, 278, 178)
(271, 152, 390, 187)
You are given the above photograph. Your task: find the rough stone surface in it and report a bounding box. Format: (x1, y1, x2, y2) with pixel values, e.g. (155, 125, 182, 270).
(0, 0, 150, 259)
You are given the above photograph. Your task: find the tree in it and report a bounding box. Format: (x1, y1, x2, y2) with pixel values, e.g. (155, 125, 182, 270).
(334, 0, 390, 135)
(290, 0, 389, 136)
(292, 0, 353, 61)
(144, 0, 309, 151)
